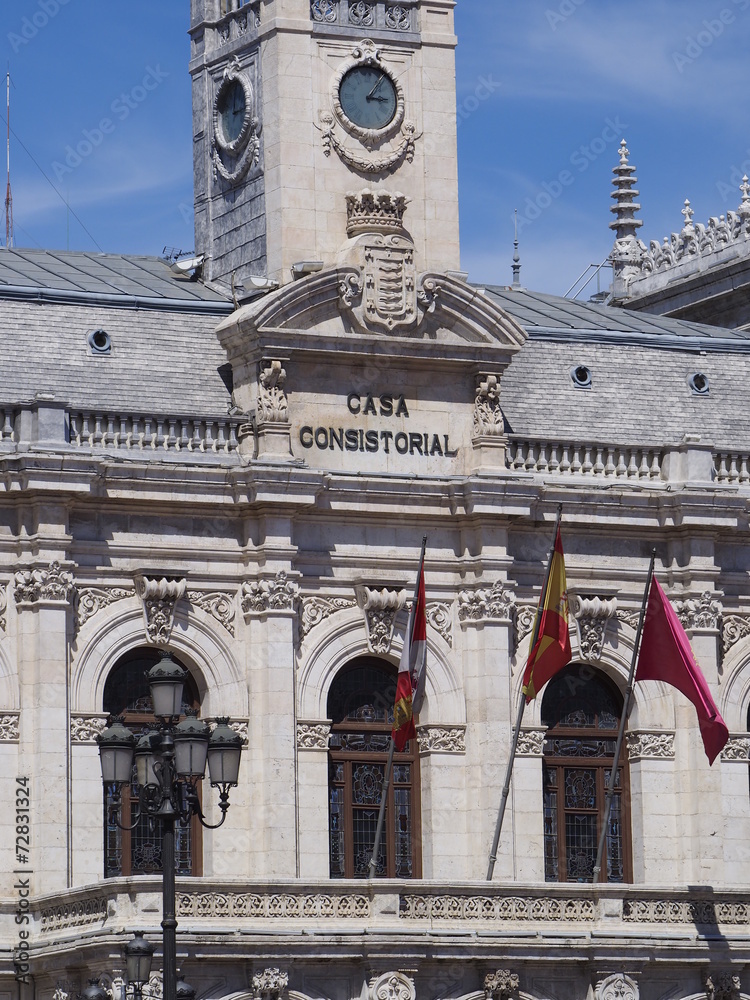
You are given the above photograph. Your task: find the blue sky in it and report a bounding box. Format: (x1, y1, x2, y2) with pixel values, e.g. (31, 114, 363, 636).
(3, 0, 750, 296)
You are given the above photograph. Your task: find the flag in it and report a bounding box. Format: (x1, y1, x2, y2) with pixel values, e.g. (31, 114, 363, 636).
(635, 577, 728, 765)
(522, 525, 571, 702)
(393, 551, 427, 751)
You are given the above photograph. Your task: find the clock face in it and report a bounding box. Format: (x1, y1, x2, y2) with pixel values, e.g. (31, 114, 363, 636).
(339, 66, 398, 131)
(216, 79, 247, 146)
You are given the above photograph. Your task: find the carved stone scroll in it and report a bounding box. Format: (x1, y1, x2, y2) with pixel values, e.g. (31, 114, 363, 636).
(723, 614, 750, 654)
(299, 596, 357, 638)
(569, 594, 618, 661)
(356, 586, 406, 653)
(188, 591, 236, 636)
(76, 587, 135, 630)
(426, 602, 452, 646)
(134, 574, 186, 644)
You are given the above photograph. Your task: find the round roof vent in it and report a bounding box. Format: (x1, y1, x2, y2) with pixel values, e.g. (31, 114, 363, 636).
(689, 372, 709, 395)
(571, 365, 592, 389)
(88, 329, 111, 355)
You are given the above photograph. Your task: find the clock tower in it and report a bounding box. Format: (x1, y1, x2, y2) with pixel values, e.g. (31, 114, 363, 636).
(189, 0, 461, 292)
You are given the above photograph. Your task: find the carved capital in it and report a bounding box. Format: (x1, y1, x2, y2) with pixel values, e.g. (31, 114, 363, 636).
(417, 725, 466, 754)
(721, 736, 750, 762)
(458, 581, 516, 624)
(627, 731, 675, 761)
(0, 713, 20, 742)
(484, 971, 520, 1000)
(188, 591, 236, 636)
(675, 591, 723, 632)
(252, 969, 288, 1000)
(134, 573, 186, 644)
(297, 721, 331, 750)
(369, 973, 415, 1000)
(242, 572, 299, 618)
(257, 360, 289, 424)
(474, 373, 504, 437)
(705, 973, 741, 1000)
(71, 715, 108, 744)
(516, 729, 546, 757)
(76, 586, 135, 630)
(299, 596, 357, 638)
(595, 975, 639, 1000)
(15, 561, 76, 607)
(569, 594, 618, 661)
(356, 586, 406, 653)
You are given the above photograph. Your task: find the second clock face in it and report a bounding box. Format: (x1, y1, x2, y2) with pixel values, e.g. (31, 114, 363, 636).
(216, 79, 247, 146)
(339, 66, 398, 131)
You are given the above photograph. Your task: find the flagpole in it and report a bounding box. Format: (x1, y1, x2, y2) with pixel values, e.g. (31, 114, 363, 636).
(369, 535, 427, 879)
(486, 505, 562, 881)
(592, 548, 656, 884)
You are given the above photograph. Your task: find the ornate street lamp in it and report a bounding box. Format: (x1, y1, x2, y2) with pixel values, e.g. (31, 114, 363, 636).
(97, 652, 243, 1000)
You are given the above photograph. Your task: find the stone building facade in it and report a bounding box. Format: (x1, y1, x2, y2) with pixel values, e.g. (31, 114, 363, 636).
(1, 4, 750, 1000)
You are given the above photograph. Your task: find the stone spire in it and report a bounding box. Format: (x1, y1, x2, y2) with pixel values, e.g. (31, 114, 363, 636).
(512, 209, 522, 288)
(609, 140, 644, 300)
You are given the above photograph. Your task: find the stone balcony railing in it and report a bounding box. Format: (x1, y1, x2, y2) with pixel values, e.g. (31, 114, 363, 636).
(506, 438, 664, 481)
(68, 411, 242, 457)
(11, 879, 749, 956)
(310, 0, 418, 35)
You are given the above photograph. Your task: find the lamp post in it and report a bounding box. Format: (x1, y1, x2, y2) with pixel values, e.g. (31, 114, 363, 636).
(97, 652, 243, 1000)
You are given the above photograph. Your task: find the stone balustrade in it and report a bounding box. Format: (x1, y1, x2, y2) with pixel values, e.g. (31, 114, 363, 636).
(310, 0, 417, 33)
(714, 450, 750, 484)
(0, 408, 16, 445)
(506, 438, 664, 481)
(68, 411, 242, 456)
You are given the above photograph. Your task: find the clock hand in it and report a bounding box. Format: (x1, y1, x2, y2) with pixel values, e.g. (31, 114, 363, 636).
(366, 73, 386, 100)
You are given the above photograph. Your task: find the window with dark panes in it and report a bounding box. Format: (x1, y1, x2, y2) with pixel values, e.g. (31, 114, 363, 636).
(102, 647, 202, 878)
(327, 657, 421, 878)
(541, 664, 631, 883)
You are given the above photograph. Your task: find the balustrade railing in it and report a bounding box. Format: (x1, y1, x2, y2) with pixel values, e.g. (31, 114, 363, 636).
(714, 450, 750, 485)
(506, 438, 664, 481)
(0, 408, 16, 445)
(69, 412, 242, 456)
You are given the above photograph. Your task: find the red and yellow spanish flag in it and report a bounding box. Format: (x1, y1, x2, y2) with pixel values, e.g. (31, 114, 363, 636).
(393, 553, 427, 751)
(522, 526, 571, 702)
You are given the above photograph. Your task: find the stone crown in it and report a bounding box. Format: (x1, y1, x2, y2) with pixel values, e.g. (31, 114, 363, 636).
(345, 189, 409, 237)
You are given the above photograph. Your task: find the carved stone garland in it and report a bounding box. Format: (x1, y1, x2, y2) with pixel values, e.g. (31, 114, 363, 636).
(297, 721, 331, 750)
(516, 729, 545, 757)
(484, 971, 520, 1000)
(458, 581, 515, 624)
(626, 731, 675, 761)
(242, 572, 300, 618)
(569, 594, 618, 661)
(0, 713, 20, 742)
(70, 716, 108, 744)
(417, 726, 466, 754)
(356, 586, 406, 653)
(595, 974, 639, 1000)
(133, 574, 186, 645)
(14, 561, 76, 606)
(369, 973, 415, 1000)
(473, 374, 505, 437)
(721, 737, 750, 762)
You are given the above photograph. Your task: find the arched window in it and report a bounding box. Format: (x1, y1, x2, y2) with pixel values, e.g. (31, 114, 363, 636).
(102, 647, 202, 878)
(327, 657, 421, 878)
(541, 664, 631, 883)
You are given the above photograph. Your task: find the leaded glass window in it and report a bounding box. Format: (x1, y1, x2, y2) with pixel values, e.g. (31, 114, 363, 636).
(327, 657, 421, 878)
(541, 664, 631, 883)
(102, 647, 202, 879)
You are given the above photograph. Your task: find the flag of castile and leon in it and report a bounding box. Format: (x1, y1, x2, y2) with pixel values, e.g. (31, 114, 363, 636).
(522, 526, 572, 702)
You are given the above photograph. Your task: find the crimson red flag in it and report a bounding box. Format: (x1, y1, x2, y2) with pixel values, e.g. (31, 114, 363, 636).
(636, 577, 728, 765)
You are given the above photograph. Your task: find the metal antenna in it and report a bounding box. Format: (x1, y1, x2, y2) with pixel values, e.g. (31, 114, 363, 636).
(5, 68, 13, 248)
(512, 209, 521, 288)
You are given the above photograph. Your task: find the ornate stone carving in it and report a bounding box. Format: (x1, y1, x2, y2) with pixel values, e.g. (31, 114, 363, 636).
(722, 613, 750, 653)
(721, 737, 750, 762)
(417, 726, 466, 754)
(76, 587, 135, 629)
(458, 581, 515, 624)
(474, 374, 504, 437)
(385, 5, 411, 30)
(0, 713, 20, 741)
(311, 0, 337, 22)
(516, 605, 536, 642)
(242, 572, 299, 617)
(400, 894, 595, 921)
(14, 561, 76, 606)
(627, 731, 675, 760)
(484, 971, 519, 1000)
(0, 583, 6, 631)
(595, 974, 639, 1000)
(675, 591, 722, 631)
(297, 722, 331, 750)
(706, 973, 741, 1000)
(569, 594, 618, 661)
(622, 898, 749, 923)
(346, 189, 409, 237)
(369, 973, 415, 1000)
(426, 602, 452, 646)
(257, 360, 289, 424)
(364, 233, 417, 332)
(53, 984, 77, 1000)
(208, 719, 248, 744)
(133, 574, 186, 644)
(516, 729, 545, 757)
(109, 975, 163, 1000)
(40, 896, 108, 932)
(177, 891, 370, 918)
(348, 2, 374, 26)
(252, 969, 289, 1000)
(70, 715, 108, 744)
(188, 591, 236, 636)
(212, 58, 261, 185)
(299, 596, 357, 638)
(356, 586, 406, 653)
